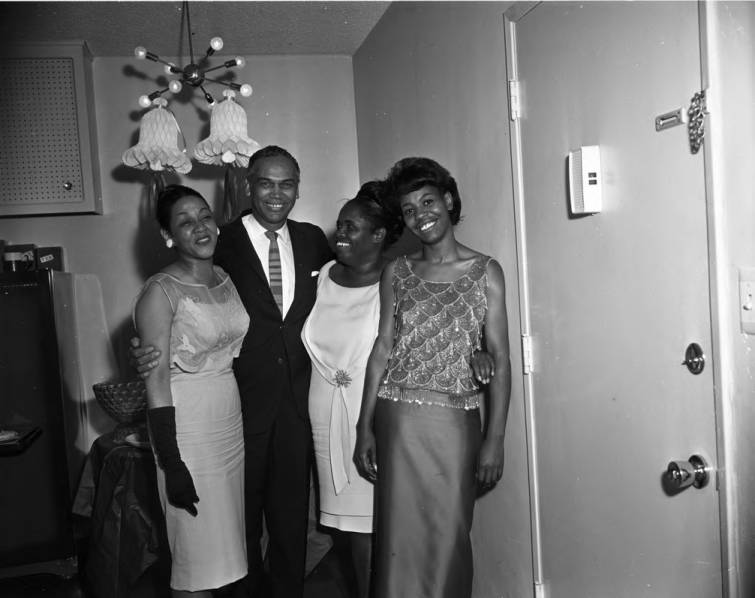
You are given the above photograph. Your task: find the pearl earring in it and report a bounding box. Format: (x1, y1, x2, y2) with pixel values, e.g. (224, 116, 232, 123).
(216, 227, 221, 236)
(166, 239, 174, 249)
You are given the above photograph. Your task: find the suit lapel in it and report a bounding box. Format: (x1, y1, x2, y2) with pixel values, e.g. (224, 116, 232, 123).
(227, 216, 267, 285)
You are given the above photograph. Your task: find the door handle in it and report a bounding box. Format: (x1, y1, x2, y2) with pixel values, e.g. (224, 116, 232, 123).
(666, 454, 710, 490)
(682, 342, 705, 374)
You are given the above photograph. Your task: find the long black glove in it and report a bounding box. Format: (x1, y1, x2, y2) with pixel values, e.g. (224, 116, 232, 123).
(147, 406, 199, 516)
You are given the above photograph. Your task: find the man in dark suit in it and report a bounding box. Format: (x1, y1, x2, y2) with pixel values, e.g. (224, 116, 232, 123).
(215, 146, 331, 597)
(133, 146, 332, 597)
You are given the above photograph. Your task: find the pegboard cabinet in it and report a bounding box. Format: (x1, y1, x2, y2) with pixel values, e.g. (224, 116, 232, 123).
(0, 41, 102, 216)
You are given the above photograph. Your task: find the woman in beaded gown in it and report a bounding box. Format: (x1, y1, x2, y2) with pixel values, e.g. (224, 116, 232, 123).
(355, 158, 512, 598)
(134, 185, 249, 597)
(302, 181, 403, 598)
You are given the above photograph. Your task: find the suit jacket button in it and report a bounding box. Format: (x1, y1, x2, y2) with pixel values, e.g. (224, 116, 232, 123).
(277, 357, 284, 365)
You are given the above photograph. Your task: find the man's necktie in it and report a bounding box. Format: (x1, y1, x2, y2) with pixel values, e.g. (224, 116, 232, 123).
(265, 230, 283, 314)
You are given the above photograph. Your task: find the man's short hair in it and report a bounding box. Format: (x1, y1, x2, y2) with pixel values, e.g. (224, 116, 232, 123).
(247, 145, 301, 181)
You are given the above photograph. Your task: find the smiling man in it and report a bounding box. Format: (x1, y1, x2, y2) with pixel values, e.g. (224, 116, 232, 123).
(214, 146, 333, 597)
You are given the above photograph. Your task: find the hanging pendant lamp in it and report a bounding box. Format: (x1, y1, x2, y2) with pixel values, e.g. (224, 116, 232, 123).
(122, 98, 192, 174)
(194, 90, 260, 168)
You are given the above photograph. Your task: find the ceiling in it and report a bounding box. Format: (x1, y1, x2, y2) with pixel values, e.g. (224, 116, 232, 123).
(0, 1, 391, 57)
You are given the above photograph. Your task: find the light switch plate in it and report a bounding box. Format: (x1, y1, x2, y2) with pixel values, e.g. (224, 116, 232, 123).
(738, 268, 755, 334)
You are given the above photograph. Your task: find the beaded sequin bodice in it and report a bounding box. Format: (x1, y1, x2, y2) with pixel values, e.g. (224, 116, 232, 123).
(379, 255, 490, 403)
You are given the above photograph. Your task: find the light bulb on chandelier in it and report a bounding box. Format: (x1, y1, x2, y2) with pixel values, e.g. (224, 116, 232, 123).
(132, 1, 252, 107)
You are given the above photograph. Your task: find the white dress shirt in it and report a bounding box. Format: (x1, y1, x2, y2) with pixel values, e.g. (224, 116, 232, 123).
(242, 214, 295, 318)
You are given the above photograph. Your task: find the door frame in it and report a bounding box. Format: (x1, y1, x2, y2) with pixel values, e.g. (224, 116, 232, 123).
(502, 1, 731, 595)
(697, 2, 734, 595)
(502, 4, 544, 596)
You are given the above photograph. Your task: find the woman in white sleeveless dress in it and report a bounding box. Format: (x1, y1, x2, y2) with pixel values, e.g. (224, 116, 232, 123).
(302, 181, 402, 598)
(134, 185, 248, 597)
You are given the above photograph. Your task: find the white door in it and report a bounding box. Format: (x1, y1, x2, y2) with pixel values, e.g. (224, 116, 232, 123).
(505, 2, 722, 597)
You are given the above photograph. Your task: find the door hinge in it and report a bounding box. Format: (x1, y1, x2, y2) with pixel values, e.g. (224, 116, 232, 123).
(508, 79, 521, 120)
(687, 88, 708, 154)
(522, 333, 533, 374)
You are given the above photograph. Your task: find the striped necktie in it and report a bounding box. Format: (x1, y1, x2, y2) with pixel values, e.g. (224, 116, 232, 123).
(265, 230, 283, 314)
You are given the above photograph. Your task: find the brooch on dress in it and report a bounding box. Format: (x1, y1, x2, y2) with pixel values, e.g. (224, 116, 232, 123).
(334, 369, 352, 388)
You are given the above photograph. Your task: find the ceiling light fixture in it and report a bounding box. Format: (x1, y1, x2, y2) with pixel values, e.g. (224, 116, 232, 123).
(124, 1, 259, 222)
(133, 0, 252, 108)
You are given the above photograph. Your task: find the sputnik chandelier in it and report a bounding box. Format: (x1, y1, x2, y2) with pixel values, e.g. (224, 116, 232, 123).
(133, 0, 252, 107)
(122, 1, 261, 222)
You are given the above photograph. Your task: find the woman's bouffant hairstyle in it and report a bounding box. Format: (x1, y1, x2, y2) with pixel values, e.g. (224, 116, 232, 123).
(348, 180, 404, 248)
(156, 185, 208, 231)
(386, 157, 462, 225)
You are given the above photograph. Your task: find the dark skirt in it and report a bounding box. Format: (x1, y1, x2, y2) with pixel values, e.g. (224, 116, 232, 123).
(373, 397, 482, 598)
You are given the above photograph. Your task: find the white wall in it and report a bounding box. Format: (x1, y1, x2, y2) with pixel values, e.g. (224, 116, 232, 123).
(353, 3, 532, 597)
(704, 3, 755, 597)
(0, 53, 359, 373)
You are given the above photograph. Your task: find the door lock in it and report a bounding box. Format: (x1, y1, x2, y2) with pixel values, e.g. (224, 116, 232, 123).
(682, 342, 705, 374)
(666, 454, 710, 490)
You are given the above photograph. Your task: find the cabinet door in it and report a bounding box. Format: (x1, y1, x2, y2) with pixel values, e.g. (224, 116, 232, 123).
(0, 42, 102, 216)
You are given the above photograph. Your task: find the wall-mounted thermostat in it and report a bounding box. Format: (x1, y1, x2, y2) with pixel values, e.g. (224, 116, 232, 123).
(568, 145, 602, 214)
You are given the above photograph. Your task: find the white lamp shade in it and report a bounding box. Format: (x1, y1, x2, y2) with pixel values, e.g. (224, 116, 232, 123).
(193, 90, 260, 167)
(122, 99, 192, 174)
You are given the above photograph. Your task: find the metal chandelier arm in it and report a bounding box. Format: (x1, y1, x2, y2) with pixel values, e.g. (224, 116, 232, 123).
(202, 58, 243, 75)
(134, 47, 179, 71)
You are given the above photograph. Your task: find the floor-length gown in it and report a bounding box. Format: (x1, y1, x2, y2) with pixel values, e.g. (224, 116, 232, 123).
(136, 267, 249, 591)
(302, 260, 379, 533)
(373, 255, 490, 598)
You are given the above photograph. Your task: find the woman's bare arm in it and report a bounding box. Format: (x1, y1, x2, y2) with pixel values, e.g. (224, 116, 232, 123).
(134, 282, 173, 409)
(476, 259, 512, 486)
(354, 261, 397, 482)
